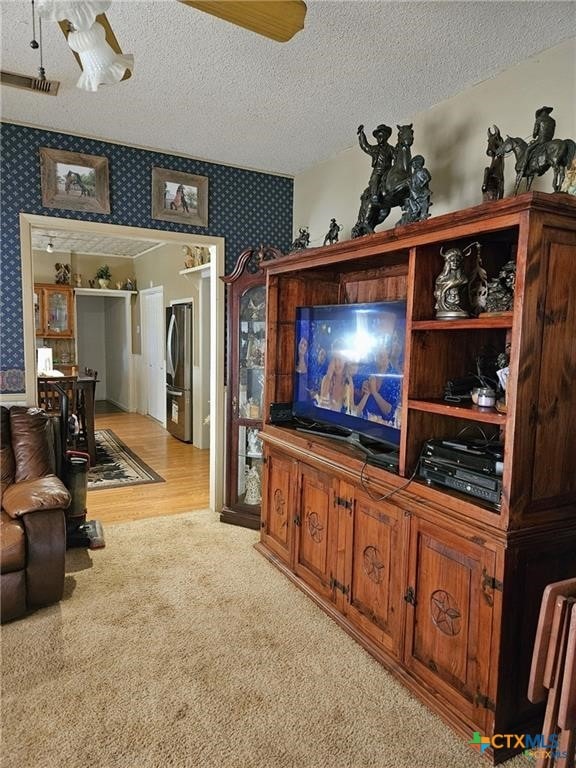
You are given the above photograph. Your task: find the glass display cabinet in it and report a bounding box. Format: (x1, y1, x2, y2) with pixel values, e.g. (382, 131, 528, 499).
(220, 245, 282, 529)
(34, 283, 77, 374)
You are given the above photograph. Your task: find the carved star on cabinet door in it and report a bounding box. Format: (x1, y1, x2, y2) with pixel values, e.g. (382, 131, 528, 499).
(306, 510, 324, 543)
(362, 546, 384, 584)
(430, 589, 462, 636)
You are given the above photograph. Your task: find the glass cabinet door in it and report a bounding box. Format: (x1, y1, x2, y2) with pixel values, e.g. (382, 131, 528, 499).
(34, 290, 43, 334)
(46, 289, 70, 334)
(220, 244, 282, 529)
(233, 284, 266, 508)
(238, 285, 266, 420)
(237, 425, 264, 506)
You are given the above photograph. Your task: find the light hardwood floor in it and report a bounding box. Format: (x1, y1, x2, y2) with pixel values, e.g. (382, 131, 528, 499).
(87, 411, 210, 525)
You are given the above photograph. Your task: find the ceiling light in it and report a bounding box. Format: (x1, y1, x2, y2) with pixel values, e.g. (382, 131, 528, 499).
(38, 0, 133, 92)
(67, 21, 133, 91)
(46, 240, 54, 253)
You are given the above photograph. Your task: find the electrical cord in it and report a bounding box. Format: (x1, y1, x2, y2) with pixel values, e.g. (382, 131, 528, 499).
(359, 448, 423, 502)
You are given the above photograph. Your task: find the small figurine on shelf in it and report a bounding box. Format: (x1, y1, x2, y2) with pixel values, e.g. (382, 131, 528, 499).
(485, 260, 516, 313)
(291, 227, 310, 251)
(244, 465, 262, 505)
(124, 277, 137, 291)
(247, 428, 262, 457)
(182, 245, 195, 268)
(73, 273, 82, 288)
(54, 263, 71, 285)
(466, 241, 488, 316)
(433, 246, 469, 319)
(323, 218, 342, 246)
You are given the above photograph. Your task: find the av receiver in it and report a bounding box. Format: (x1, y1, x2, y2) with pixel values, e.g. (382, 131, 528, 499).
(418, 438, 504, 507)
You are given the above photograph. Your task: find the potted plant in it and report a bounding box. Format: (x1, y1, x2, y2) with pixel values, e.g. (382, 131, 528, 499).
(95, 265, 111, 289)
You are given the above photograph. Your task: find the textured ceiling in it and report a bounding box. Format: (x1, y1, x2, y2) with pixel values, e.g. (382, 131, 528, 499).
(31, 227, 165, 258)
(1, 1, 575, 176)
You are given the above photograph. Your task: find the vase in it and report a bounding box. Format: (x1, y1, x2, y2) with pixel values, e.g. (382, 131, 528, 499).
(98, 279, 110, 289)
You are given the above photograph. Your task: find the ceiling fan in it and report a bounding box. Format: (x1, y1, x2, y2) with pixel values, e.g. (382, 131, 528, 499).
(37, 0, 307, 91)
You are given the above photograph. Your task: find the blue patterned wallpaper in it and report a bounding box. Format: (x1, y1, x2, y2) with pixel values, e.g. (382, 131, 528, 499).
(0, 122, 293, 393)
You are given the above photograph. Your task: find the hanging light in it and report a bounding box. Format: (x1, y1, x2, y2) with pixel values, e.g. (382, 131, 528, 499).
(67, 20, 133, 91)
(46, 240, 54, 253)
(38, 0, 133, 92)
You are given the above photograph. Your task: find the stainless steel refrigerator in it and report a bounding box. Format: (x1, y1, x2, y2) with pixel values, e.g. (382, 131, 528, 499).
(166, 303, 193, 442)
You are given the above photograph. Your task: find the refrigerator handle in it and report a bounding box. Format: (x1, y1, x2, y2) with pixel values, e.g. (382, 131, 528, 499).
(166, 313, 177, 378)
(167, 388, 183, 397)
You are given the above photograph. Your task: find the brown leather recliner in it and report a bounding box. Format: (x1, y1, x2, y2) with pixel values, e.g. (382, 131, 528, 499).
(0, 406, 71, 623)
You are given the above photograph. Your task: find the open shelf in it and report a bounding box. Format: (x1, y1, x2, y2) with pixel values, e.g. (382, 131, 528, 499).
(179, 263, 210, 278)
(412, 314, 513, 330)
(407, 398, 506, 424)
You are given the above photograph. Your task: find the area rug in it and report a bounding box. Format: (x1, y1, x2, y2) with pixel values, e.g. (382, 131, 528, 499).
(87, 428, 164, 490)
(1, 511, 534, 768)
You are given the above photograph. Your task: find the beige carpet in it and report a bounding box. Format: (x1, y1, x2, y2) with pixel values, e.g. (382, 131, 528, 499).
(1, 511, 533, 768)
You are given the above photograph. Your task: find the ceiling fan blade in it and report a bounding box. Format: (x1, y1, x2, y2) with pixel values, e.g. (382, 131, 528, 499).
(179, 1, 306, 42)
(57, 13, 132, 81)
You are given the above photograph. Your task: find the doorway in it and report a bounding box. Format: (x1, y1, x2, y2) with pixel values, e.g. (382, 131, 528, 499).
(18, 213, 226, 512)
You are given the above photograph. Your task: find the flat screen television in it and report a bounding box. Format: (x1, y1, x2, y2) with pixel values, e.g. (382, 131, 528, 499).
(293, 300, 407, 459)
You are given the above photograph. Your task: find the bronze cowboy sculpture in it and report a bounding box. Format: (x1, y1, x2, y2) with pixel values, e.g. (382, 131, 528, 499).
(495, 107, 576, 195)
(352, 122, 432, 237)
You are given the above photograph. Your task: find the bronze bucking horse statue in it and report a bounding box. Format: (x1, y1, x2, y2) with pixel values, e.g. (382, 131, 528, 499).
(496, 134, 576, 195)
(352, 124, 417, 238)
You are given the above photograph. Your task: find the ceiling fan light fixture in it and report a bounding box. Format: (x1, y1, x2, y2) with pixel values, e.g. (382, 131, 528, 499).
(46, 240, 54, 253)
(38, 0, 110, 30)
(67, 21, 133, 91)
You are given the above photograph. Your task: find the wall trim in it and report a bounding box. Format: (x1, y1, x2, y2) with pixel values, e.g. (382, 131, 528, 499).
(18, 213, 226, 513)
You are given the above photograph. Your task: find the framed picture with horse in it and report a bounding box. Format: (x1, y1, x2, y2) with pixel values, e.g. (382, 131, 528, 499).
(39, 148, 110, 214)
(151, 167, 208, 227)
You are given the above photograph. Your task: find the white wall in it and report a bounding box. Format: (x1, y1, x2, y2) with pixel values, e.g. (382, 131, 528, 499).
(105, 297, 131, 410)
(76, 294, 107, 399)
(293, 39, 576, 244)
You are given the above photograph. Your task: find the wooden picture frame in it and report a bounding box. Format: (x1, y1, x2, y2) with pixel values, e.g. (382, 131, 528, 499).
(39, 147, 110, 214)
(151, 167, 208, 227)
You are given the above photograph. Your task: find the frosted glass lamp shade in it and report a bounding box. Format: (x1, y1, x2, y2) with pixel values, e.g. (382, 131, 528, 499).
(67, 21, 133, 91)
(38, 0, 111, 30)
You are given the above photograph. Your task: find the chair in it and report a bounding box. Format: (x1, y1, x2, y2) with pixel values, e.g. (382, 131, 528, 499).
(37, 375, 97, 465)
(76, 370, 98, 465)
(529, 578, 576, 767)
(37, 375, 77, 416)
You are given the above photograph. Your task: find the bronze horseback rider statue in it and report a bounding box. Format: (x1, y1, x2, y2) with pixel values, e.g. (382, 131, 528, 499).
(352, 122, 432, 238)
(496, 106, 575, 195)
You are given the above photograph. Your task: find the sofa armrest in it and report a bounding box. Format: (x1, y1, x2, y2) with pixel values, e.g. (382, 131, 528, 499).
(2, 475, 71, 518)
(22, 509, 66, 609)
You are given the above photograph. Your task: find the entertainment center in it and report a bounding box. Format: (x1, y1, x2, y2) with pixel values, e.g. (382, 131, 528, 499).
(255, 192, 576, 762)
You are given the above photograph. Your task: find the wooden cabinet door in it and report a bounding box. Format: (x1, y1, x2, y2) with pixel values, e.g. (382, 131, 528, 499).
(293, 463, 338, 600)
(41, 285, 74, 338)
(260, 449, 295, 564)
(404, 517, 497, 730)
(342, 487, 404, 656)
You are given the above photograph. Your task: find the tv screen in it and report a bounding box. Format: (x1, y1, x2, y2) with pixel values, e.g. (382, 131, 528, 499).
(293, 301, 407, 450)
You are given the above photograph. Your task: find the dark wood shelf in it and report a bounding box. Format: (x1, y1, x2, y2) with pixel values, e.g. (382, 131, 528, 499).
(412, 314, 513, 331)
(408, 398, 506, 424)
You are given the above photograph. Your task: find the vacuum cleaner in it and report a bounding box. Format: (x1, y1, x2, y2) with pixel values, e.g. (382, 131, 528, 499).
(64, 451, 105, 549)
